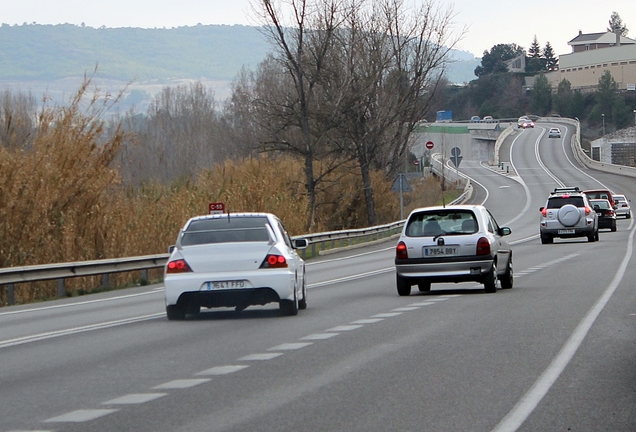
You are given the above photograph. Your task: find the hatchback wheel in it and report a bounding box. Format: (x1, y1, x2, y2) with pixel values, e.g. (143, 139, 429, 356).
(483, 263, 497, 293)
(500, 258, 513, 289)
(396, 275, 411, 296)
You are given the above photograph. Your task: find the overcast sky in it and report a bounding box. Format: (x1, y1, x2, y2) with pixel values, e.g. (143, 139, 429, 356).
(1, 0, 634, 57)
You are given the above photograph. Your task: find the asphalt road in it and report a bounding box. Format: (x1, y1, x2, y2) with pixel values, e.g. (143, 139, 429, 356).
(1, 121, 635, 431)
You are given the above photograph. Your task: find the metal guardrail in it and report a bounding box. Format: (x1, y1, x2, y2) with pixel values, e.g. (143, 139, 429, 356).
(0, 221, 405, 306)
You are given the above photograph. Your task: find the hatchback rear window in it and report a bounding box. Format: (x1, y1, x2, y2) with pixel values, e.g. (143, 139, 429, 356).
(547, 196, 584, 209)
(181, 217, 272, 245)
(406, 210, 478, 237)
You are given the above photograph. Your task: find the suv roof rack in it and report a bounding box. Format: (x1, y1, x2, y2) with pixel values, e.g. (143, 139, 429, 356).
(552, 187, 580, 194)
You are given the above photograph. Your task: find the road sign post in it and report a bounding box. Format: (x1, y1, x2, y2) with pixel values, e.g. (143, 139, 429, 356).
(391, 174, 412, 220)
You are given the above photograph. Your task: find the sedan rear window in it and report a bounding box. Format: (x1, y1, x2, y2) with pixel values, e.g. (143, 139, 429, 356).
(406, 210, 477, 237)
(181, 217, 272, 245)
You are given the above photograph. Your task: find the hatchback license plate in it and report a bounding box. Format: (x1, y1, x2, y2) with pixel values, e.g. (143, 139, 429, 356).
(204, 280, 248, 290)
(558, 229, 575, 234)
(424, 246, 458, 256)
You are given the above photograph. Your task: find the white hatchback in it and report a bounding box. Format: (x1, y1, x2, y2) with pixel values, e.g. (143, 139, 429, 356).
(164, 213, 308, 319)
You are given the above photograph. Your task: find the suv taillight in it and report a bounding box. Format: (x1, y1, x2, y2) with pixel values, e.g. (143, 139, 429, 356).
(396, 241, 408, 259)
(476, 237, 491, 255)
(585, 206, 592, 215)
(541, 208, 547, 217)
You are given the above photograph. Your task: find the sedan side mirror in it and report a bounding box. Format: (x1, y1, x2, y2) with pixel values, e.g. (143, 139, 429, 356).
(292, 238, 308, 249)
(500, 227, 512, 236)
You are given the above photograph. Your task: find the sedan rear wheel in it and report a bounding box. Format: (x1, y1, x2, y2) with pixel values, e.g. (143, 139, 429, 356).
(280, 288, 299, 316)
(483, 262, 497, 293)
(417, 281, 431, 292)
(166, 304, 186, 321)
(396, 275, 411, 296)
(298, 278, 307, 310)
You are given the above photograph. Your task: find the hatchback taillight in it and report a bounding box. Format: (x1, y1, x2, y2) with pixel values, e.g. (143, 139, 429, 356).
(476, 237, 491, 255)
(396, 241, 408, 259)
(260, 254, 288, 268)
(166, 259, 192, 273)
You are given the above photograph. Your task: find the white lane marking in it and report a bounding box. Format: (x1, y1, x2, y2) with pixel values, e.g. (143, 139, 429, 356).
(371, 312, 402, 318)
(328, 325, 363, 331)
(0, 288, 163, 316)
(493, 223, 636, 432)
(409, 302, 436, 306)
(300, 333, 338, 340)
(350, 318, 384, 324)
(152, 379, 210, 389)
(43, 409, 118, 423)
(392, 307, 420, 311)
(102, 393, 167, 405)
(268, 342, 313, 351)
(0, 313, 165, 350)
(238, 353, 284, 361)
(196, 365, 249, 376)
(308, 267, 394, 288)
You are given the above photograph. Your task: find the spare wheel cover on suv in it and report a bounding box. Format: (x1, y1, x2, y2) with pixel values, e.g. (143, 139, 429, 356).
(557, 204, 581, 226)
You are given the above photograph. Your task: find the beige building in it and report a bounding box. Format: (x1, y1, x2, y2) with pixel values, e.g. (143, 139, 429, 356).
(546, 30, 636, 92)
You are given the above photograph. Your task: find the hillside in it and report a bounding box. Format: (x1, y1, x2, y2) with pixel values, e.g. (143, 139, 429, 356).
(0, 23, 479, 106)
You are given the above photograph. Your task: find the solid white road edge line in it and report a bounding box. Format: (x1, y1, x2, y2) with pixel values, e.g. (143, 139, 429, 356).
(492, 223, 636, 432)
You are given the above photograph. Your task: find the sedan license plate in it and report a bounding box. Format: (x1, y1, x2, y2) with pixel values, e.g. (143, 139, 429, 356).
(558, 229, 575, 234)
(424, 246, 458, 256)
(203, 280, 249, 290)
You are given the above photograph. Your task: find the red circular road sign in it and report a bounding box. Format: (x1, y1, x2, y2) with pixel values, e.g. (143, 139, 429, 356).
(425, 141, 434, 149)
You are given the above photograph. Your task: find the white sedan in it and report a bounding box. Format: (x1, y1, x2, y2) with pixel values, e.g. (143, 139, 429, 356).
(164, 213, 308, 319)
(548, 127, 561, 138)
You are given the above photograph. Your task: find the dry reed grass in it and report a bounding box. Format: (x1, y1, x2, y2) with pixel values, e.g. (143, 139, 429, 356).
(0, 87, 451, 305)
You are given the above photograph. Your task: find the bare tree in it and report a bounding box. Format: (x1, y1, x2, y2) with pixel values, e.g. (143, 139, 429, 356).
(0, 89, 37, 151)
(327, 0, 462, 224)
(249, 0, 349, 230)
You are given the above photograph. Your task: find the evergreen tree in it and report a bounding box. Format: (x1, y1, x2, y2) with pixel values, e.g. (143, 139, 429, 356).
(531, 73, 552, 115)
(543, 42, 558, 71)
(475, 43, 525, 77)
(595, 70, 618, 122)
(525, 36, 543, 73)
(608, 11, 628, 36)
(554, 79, 572, 117)
(528, 35, 541, 58)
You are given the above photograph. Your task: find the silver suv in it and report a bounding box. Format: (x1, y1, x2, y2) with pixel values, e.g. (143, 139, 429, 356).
(539, 187, 599, 244)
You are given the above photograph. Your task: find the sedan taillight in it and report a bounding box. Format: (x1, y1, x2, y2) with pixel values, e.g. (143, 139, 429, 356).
(476, 237, 491, 255)
(396, 241, 408, 259)
(166, 259, 192, 273)
(260, 254, 288, 268)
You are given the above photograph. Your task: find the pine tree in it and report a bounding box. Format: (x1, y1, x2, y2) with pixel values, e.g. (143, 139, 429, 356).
(543, 42, 558, 71)
(608, 11, 628, 36)
(528, 35, 541, 58)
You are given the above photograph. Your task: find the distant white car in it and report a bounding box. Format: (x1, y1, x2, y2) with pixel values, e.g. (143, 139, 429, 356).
(613, 194, 632, 219)
(164, 213, 308, 319)
(482, 115, 494, 122)
(548, 127, 561, 138)
(518, 116, 534, 128)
